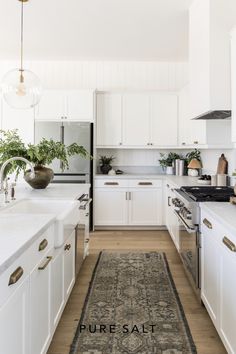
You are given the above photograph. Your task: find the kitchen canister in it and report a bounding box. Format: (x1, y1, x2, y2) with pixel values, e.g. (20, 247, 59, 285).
(217, 174, 227, 186)
(211, 175, 217, 186)
(174, 159, 180, 175)
(178, 160, 185, 176)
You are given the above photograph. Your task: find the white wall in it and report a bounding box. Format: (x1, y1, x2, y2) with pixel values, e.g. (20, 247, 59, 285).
(0, 60, 188, 91)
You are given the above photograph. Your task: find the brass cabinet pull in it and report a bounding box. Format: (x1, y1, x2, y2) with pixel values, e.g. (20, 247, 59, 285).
(38, 239, 48, 252)
(203, 218, 213, 229)
(168, 196, 171, 207)
(182, 142, 186, 145)
(64, 244, 71, 251)
(138, 182, 153, 186)
(223, 237, 236, 252)
(85, 239, 89, 243)
(38, 256, 52, 270)
(8, 266, 24, 286)
(194, 141, 199, 144)
(104, 182, 119, 186)
(126, 192, 128, 200)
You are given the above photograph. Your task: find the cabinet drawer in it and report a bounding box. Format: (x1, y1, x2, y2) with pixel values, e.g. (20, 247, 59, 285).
(128, 179, 162, 188)
(0, 250, 31, 308)
(27, 225, 54, 269)
(95, 179, 128, 188)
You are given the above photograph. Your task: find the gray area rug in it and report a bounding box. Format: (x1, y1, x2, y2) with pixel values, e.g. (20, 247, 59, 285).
(70, 251, 197, 354)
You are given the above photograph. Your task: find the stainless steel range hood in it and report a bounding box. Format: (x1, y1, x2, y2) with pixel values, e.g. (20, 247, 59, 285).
(193, 110, 231, 120)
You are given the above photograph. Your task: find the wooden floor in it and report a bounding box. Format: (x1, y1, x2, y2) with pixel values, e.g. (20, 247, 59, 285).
(47, 230, 226, 354)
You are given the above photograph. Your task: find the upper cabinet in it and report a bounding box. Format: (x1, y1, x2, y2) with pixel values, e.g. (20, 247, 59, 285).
(122, 93, 150, 146)
(35, 90, 95, 122)
(231, 28, 236, 143)
(96, 92, 178, 148)
(96, 93, 122, 146)
(189, 0, 236, 119)
(1, 100, 35, 144)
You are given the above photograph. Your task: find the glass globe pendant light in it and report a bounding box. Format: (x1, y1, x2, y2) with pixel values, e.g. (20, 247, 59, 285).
(1, 0, 42, 109)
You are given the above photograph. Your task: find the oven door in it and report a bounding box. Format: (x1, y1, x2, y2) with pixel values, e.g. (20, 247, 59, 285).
(174, 209, 200, 290)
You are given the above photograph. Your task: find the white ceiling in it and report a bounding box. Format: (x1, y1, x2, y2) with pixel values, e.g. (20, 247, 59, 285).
(0, 0, 191, 61)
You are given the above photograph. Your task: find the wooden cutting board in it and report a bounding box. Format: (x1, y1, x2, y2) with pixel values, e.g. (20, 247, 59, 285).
(217, 154, 228, 174)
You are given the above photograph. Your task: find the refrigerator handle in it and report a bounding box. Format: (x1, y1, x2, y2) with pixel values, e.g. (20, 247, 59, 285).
(60, 124, 65, 170)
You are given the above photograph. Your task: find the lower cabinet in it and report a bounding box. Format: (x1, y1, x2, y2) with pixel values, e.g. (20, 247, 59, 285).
(0, 277, 30, 354)
(64, 231, 76, 301)
(94, 179, 163, 227)
(30, 250, 53, 354)
(51, 248, 64, 329)
(201, 210, 236, 354)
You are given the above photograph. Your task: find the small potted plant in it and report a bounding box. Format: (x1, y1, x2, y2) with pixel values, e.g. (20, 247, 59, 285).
(159, 152, 181, 175)
(99, 155, 115, 174)
(0, 129, 90, 189)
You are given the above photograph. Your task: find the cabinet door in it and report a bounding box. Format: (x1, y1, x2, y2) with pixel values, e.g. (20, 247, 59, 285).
(96, 93, 122, 146)
(35, 90, 66, 121)
(94, 189, 128, 225)
(128, 189, 162, 226)
(51, 248, 64, 330)
(0, 278, 30, 354)
(178, 86, 206, 146)
(30, 251, 53, 354)
(64, 231, 75, 300)
(122, 94, 150, 146)
(219, 238, 236, 353)
(1, 100, 34, 144)
(201, 229, 218, 326)
(66, 90, 94, 121)
(150, 94, 178, 146)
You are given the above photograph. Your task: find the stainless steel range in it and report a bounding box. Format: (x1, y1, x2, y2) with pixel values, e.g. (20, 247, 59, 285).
(172, 186, 234, 296)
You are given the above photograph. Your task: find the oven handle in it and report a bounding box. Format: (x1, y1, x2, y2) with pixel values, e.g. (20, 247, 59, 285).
(79, 198, 92, 210)
(174, 210, 197, 234)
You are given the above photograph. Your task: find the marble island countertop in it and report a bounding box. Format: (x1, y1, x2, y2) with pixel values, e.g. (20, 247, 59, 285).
(200, 202, 236, 235)
(0, 213, 55, 273)
(0, 183, 90, 275)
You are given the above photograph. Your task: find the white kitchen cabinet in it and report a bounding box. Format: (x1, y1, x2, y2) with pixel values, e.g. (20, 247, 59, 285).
(96, 93, 122, 146)
(51, 248, 64, 329)
(128, 189, 162, 225)
(165, 182, 180, 250)
(219, 237, 236, 353)
(30, 249, 53, 354)
(150, 94, 178, 146)
(94, 179, 163, 227)
(231, 28, 236, 143)
(35, 90, 94, 122)
(1, 99, 35, 144)
(95, 189, 128, 225)
(122, 93, 150, 146)
(178, 85, 206, 147)
(63, 230, 75, 301)
(201, 210, 236, 354)
(201, 217, 218, 325)
(0, 277, 30, 354)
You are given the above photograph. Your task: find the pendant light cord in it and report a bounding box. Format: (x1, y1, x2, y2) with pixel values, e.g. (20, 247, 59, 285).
(20, 0, 24, 72)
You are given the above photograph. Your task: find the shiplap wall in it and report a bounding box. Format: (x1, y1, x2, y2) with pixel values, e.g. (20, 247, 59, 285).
(0, 60, 188, 90)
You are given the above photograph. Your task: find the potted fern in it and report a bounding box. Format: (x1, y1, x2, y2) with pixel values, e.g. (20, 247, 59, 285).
(0, 129, 90, 189)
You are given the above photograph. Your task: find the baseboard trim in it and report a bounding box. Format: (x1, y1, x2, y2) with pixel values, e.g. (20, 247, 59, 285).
(94, 225, 167, 231)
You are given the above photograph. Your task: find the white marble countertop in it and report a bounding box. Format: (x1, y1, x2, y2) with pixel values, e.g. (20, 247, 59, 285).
(13, 183, 91, 201)
(0, 213, 55, 273)
(95, 174, 199, 188)
(200, 202, 236, 235)
(0, 183, 90, 274)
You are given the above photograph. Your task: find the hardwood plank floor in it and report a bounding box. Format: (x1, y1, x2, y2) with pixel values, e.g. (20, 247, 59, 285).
(47, 230, 226, 354)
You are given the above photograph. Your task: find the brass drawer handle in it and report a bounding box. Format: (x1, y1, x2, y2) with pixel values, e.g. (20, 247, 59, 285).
(203, 218, 212, 229)
(38, 256, 52, 270)
(223, 237, 236, 252)
(138, 182, 153, 186)
(104, 182, 119, 186)
(38, 239, 48, 252)
(64, 244, 71, 251)
(85, 239, 89, 243)
(8, 266, 24, 286)
(194, 141, 199, 144)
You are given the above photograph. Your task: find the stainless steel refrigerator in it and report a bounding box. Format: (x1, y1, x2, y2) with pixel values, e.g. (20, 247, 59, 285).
(34, 121, 93, 184)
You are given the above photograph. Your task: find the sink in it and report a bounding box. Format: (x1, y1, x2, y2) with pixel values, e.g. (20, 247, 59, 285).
(1, 199, 80, 247)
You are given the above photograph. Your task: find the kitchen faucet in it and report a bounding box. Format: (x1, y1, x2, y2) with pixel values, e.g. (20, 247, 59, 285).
(0, 157, 35, 203)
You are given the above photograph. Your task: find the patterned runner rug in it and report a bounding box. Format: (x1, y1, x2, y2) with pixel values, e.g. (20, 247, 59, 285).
(70, 251, 197, 354)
